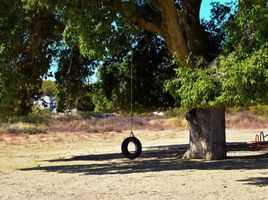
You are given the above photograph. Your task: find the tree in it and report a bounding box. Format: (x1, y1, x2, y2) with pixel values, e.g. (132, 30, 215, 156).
(0, 0, 62, 116)
(1, 0, 267, 160)
(55, 48, 96, 111)
(0, 0, 96, 115)
(93, 31, 175, 112)
(165, 2, 268, 159)
(42, 80, 58, 97)
(60, 0, 267, 160)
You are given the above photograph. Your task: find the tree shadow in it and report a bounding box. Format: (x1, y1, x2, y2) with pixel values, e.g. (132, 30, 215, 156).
(238, 177, 268, 186)
(20, 142, 268, 176)
(44, 144, 188, 162)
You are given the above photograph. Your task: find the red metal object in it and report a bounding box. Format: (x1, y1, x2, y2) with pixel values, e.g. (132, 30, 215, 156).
(248, 131, 268, 149)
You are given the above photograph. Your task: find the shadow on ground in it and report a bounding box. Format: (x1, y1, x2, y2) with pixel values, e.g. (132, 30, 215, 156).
(20, 143, 268, 176)
(238, 177, 268, 186)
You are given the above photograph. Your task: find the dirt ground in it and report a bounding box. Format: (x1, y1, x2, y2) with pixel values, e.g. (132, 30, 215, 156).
(0, 128, 268, 200)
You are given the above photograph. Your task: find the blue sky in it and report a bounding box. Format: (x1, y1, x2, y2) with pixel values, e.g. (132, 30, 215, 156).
(200, 0, 234, 20)
(47, 0, 235, 81)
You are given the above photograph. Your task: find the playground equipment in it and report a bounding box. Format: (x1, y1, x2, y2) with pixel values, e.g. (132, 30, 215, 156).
(121, 52, 142, 159)
(248, 131, 268, 149)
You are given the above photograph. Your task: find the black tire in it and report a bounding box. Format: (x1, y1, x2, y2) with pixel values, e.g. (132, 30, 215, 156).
(121, 137, 142, 159)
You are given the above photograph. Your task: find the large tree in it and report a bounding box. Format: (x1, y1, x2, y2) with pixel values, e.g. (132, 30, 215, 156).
(1, 0, 267, 160)
(60, 0, 267, 160)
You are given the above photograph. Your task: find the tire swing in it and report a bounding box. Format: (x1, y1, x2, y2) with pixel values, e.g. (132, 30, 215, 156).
(121, 132, 142, 159)
(121, 53, 142, 159)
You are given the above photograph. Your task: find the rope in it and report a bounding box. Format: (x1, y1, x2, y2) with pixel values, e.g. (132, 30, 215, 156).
(130, 52, 134, 137)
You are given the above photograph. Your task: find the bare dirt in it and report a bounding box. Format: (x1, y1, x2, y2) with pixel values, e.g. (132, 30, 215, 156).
(0, 128, 268, 200)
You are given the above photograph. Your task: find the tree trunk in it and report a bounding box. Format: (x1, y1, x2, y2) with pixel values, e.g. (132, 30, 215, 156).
(183, 107, 226, 160)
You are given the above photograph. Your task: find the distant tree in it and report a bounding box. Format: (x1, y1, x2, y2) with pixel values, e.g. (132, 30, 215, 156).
(42, 80, 58, 97)
(0, 0, 62, 116)
(76, 84, 95, 112)
(55, 48, 96, 112)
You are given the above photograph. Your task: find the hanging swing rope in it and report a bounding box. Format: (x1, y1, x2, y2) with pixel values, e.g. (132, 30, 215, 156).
(121, 51, 142, 159)
(130, 51, 134, 137)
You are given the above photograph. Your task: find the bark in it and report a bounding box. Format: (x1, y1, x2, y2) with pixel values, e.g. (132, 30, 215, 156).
(180, 0, 207, 58)
(158, 1, 190, 61)
(184, 107, 226, 160)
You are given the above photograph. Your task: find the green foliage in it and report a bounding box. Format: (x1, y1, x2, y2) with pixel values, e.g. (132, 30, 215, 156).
(75, 85, 95, 112)
(1, 0, 267, 116)
(56, 85, 95, 112)
(165, 5, 268, 109)
(21, 0, 49, 10)
(249, 104, 268, 116)
(55, 48, 96, 112)
(216, 45, 268, 105)
(91, 85, 115, 113)
(165, 42, 268, 108)
(164, 107, 187, 118)
(42, 80, 58, 96)
(30, 105, 52, 121)
(0, 71, 38, 117)
(92, 32, 175, 112)
(0, 0, 62, 116)
(165, 67, 221, 108)
(61, 0, 135, 59)
(223, 5, 268, 53)
(0, 105, 52, 124)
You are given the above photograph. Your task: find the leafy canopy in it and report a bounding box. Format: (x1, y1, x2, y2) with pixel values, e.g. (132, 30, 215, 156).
(92, 32, 175, 112)
(1, 0, 268, 116)
(165, 4, 268, 108)
(0, 0, 61, 116)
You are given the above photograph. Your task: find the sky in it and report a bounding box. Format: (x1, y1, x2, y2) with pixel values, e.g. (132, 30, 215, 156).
(200, 0, 234, 20)
(47, 0, 235, 81)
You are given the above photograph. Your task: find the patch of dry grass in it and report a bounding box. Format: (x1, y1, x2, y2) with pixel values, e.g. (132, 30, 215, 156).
(0, 111, 267, 145)
(0, 122, 47, 134)
(226, 111, 268, 129)
(48, 114, 181, 133)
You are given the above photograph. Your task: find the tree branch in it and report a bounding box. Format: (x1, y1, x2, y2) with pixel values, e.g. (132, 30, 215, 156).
(148, 0, 162, 12)
(119, 3, 164, 37)
(180, 0, 206, 58)
(120, 1, 194, 67)
(157, 0, 192, 65)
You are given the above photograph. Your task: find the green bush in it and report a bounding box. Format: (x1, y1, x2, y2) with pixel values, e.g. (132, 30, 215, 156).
(78, 111, 94, 119)
(225, 106, 248, 113)
(29, 106, 52, 123)
(164, 107, 186, 118)
(249, 104, 268, 116)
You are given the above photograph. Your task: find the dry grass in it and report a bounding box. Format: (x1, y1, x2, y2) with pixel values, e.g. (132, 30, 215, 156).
(226, 111, 268, 129)
(48, 114, 180, 133)
(0, 111, 267, 144)
(0, 122, 47, 134)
